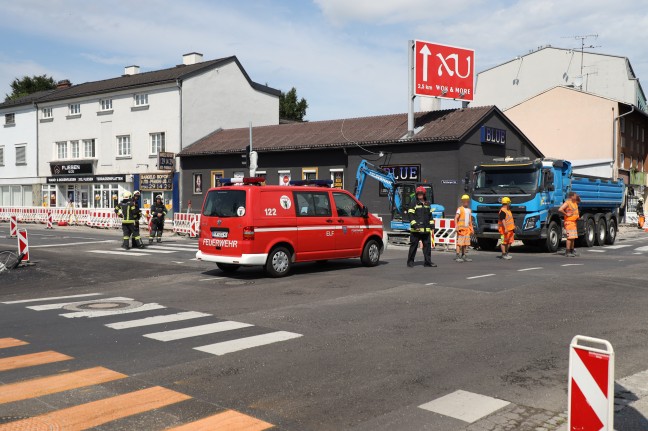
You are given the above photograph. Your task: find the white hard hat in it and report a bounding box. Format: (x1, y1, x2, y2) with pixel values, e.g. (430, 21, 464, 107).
(155, 194, 163, 200)
(133, 190, 141, 196)
(122, 191, 132, 199)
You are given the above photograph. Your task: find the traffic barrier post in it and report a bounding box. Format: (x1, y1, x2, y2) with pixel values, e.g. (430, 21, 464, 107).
(17, 229, 29, 262)
(9, 215, 18, 238)
(434, 218, 456, 248)
(568, 335, 614, 431)
(46, 210, 54, 229)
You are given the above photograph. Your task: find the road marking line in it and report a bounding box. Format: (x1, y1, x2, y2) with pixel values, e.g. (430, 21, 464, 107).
(199, 277, 225, 281)
(603, 244, 631, 249)
(27, 297, 133, 311)
(634, 252, 642, 255)
(466, 274, 495, 280)
(166, 409, 274, 431)
(147, 246, 199, 252)
(143, 321, 253, 342)
(588, 249, 606, 253)
(194, 331, 303, 356)
(122, 248, 176, 254)
(30, 240, 114, 249)
(0, 367, 127, 404)
(562, 263, 584, 266)
(517, 267, 542, 272)
(425, 282, 437, 285)
(88, 250, 150, 256)
(190, 258, 199, 261)
(0, 386, 191, 431)
(157, 243, 198, 248)
(2, 293, 101, 304)
(172, 261, 185, 264)
(419, 390, 510, 423)
(105, 311, 212, 330)
(0, 338, 28, 349)
(634, 246, 648, 252)
(60, 303, 166, 319)
(0, 351, 73, 372)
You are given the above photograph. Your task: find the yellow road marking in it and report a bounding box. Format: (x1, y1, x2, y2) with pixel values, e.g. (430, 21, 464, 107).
(0, 386, 191, 431)
(166, 409, 274, 431)
(0, 351, 72, 372)
(0, 367, 127, 404)
(0, 338, 28, 349)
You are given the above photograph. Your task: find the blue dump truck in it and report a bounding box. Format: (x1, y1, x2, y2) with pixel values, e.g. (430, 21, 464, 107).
(469, 158, 625, 252)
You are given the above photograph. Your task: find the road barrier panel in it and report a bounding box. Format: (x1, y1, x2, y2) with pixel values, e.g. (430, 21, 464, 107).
(17, 229, 29, 262)
(46, 210, 54, 229)
(434, 218, 456, 246)
(9, 215, 18, 238)
(568, 335, 614, 431)
(173, 213, 200, 238)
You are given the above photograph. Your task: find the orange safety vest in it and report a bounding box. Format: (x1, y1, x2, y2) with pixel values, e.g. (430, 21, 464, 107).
(564, 201, 579, 222)
(498, 207, 515, 234)
(457, 206, 473, 233)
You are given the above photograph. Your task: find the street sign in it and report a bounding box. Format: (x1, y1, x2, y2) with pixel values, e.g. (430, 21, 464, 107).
(568, 335, 614, 431)
(158, 152, 175, 171)
(414, 40, 474, 101)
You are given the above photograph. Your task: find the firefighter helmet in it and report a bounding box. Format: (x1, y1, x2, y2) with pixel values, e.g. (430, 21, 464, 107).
(122, 191, 132, 199)
(415, 186, 426, 195)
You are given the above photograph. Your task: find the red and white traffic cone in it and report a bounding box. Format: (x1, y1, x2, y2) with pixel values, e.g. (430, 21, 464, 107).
(9, 215, 18, 238)
(45, 210, 54, 229)
(17, 229, 29, 262)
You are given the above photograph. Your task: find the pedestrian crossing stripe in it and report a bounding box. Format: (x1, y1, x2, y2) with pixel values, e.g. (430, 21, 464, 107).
(0, 351, 73, 372)
(105, 311, 211, 329)
(194, 331, 303, 356)
(0, 338, 29, 349)
(166, 410, 274, 431)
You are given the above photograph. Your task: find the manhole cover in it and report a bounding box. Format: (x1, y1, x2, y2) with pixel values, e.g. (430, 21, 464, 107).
(222, 280, 255, 286)
(63, 300, 143, 312)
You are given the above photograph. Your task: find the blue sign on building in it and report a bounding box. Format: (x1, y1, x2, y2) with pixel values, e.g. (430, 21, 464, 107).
(480, 126, 506, 145)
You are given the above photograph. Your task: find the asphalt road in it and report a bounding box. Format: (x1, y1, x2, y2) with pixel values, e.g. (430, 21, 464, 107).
(1, 223, 647, 430)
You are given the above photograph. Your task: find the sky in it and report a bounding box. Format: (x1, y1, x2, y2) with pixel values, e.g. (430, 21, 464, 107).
(1, 0, 648, 121)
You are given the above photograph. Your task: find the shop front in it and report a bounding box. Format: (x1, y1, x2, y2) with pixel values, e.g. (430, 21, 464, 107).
(44, 174, 129, 209)
(135, 172, 178, 217)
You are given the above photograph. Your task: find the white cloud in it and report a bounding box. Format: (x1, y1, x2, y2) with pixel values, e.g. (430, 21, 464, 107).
(0, 58, 62, 100)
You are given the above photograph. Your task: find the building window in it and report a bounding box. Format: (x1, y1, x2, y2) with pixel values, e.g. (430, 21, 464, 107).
(4, 113, 15, 125)
(0, 146, 4, 166)
(42, 108, 53, 118)
(643, 128, 645, 143)
(68, 103, 80, 115)
(56, 141, 68, 159)
(100, 99, 113, 111)
(278, 170, 291, 186)
(211, 170, 224, 187)
(302, 167, 318, 181)
(619, 153, 625, 168)
(330, 169, 344, 189)
(70, 140, 80, 159)
(15, 145, 26, 165)
(636, 125, 640, 140)
(150, 132, 165, 155)
(83, 139, 95, 158)
(117, 135, 131, 157)
(134, 94, 148, 106)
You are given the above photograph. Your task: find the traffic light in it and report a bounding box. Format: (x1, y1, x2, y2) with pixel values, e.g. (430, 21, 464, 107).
(242, 145, 250, 167)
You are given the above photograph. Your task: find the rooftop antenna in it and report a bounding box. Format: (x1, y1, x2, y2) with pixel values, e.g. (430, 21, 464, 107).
(562, 34, 601, 78)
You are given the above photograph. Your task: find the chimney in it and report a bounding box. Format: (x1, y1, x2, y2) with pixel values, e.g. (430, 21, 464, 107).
(124, 65, 140, 75)
(182, 52, 203, 65)
(56, 79, 72, 89)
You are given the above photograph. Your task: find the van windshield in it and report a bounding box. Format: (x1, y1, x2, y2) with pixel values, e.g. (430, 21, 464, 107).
(203, 190, 246, 217)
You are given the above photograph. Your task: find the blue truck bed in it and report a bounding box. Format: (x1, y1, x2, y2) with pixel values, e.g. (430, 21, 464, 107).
(571, 176, 624, 209)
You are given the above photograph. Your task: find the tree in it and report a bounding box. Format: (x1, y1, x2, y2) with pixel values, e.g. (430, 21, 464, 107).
(5, 75, 57, 101)
(280, 87, 308, 121)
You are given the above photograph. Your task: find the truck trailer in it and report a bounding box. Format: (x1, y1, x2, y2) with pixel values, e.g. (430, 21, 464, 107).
(469, 158, 625, 252)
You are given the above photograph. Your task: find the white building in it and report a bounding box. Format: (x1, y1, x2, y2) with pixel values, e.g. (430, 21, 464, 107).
(472, 46, 647, 112)
(34, 53, 279, 214)
(0, 90, 56, 207)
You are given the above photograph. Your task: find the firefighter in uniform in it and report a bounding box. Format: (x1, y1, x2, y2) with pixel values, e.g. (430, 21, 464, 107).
(406, 186, 437, 268)
(149, 194, 167, 244)
(115, 191, 143, 250)
(130, 190, 145, 249)
(498, 196, 516, 260)
(559, 191, 580, 257)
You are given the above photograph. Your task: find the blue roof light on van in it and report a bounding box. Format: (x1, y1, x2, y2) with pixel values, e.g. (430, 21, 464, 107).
(215, 177, 266, 186)
(289, 179, 333, 187)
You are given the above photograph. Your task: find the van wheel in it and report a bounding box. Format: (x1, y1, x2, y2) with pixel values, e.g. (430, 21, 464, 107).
(605, 218, 617, 245)
(594, 217, 607, 246)
(361, 239, 381, 267)
(216, 263, 240, 273)
(266, 247, 292, 277)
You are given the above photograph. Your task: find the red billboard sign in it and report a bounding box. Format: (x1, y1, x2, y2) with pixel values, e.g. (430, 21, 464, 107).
(414, 40, 474, 101)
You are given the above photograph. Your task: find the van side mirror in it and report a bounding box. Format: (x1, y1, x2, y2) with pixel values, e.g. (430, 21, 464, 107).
(361, 206, 369, 218)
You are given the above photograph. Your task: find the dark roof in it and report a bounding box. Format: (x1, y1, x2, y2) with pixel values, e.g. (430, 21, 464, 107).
(36, 56, 280, 103)
(0, 89, 58, 110)
(180, 106, 531, 156)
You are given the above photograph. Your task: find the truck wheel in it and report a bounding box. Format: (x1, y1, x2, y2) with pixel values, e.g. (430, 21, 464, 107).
(477, 238, 498, 251)
(266, 246, 292, 277)
(594, 217, 607, 246)
(216, 263, 240, 273)
(605, 218, 617, 245)
(361, 239, 381, 267)
(578, 217, 595, 248)
(542, 220, 561, 253)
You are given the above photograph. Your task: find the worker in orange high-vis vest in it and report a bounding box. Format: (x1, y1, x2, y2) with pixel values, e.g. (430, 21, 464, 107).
(559, 191, 581, 257)
(454, 194, 474, 262)
(498, 196, 516, 260)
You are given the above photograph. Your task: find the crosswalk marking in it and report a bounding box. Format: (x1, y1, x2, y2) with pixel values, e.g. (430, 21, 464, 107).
(0, 367, 127, 404)
(603, 244, 631, 249)
(143, 321, 254, 342)
(588, 249, 606, 253)
(0, 386, 191, 431)
(0, 338, 29, 349)
(27, 297, 133, 311)
(166, 409, 274, 431)
(147, 245, 200, 252)
(634, 245, 648, 252)
(159, 243, 198, 248)
(0, 351, 73, 372)
(105, 311, 212, 330)
(194, 331, 303, 356)
(60, 302, 166, 318)
(88, 250, 148, 256)
(126, 248, 176, 254)
(1, 293, 101, 304)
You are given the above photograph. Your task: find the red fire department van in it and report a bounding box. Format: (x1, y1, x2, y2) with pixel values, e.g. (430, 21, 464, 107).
(196, 178, 384, 277)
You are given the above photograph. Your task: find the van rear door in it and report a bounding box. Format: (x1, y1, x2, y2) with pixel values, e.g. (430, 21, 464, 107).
(201, 188, 248, 256)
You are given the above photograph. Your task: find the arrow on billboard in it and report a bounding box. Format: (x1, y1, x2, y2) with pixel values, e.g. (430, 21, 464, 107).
(419, 44, 431, 82)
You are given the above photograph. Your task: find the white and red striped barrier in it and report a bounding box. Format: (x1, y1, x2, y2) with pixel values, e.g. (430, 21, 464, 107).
(568, 335, 614, 431)
(173, 213, 200, 238)
(9, 215, 18, 238)
(17, 229, 29, 262)
(45, 211, 54, 229)
(434, 218, 456, 245)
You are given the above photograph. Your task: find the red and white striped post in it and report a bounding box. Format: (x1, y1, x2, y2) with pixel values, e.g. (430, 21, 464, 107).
(568, 335, 614, 431)
(45, 210, 54, 229)
(190, 215, 198, 238)
(9, 215, 18, 238)
(17, 229, 29, 262)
